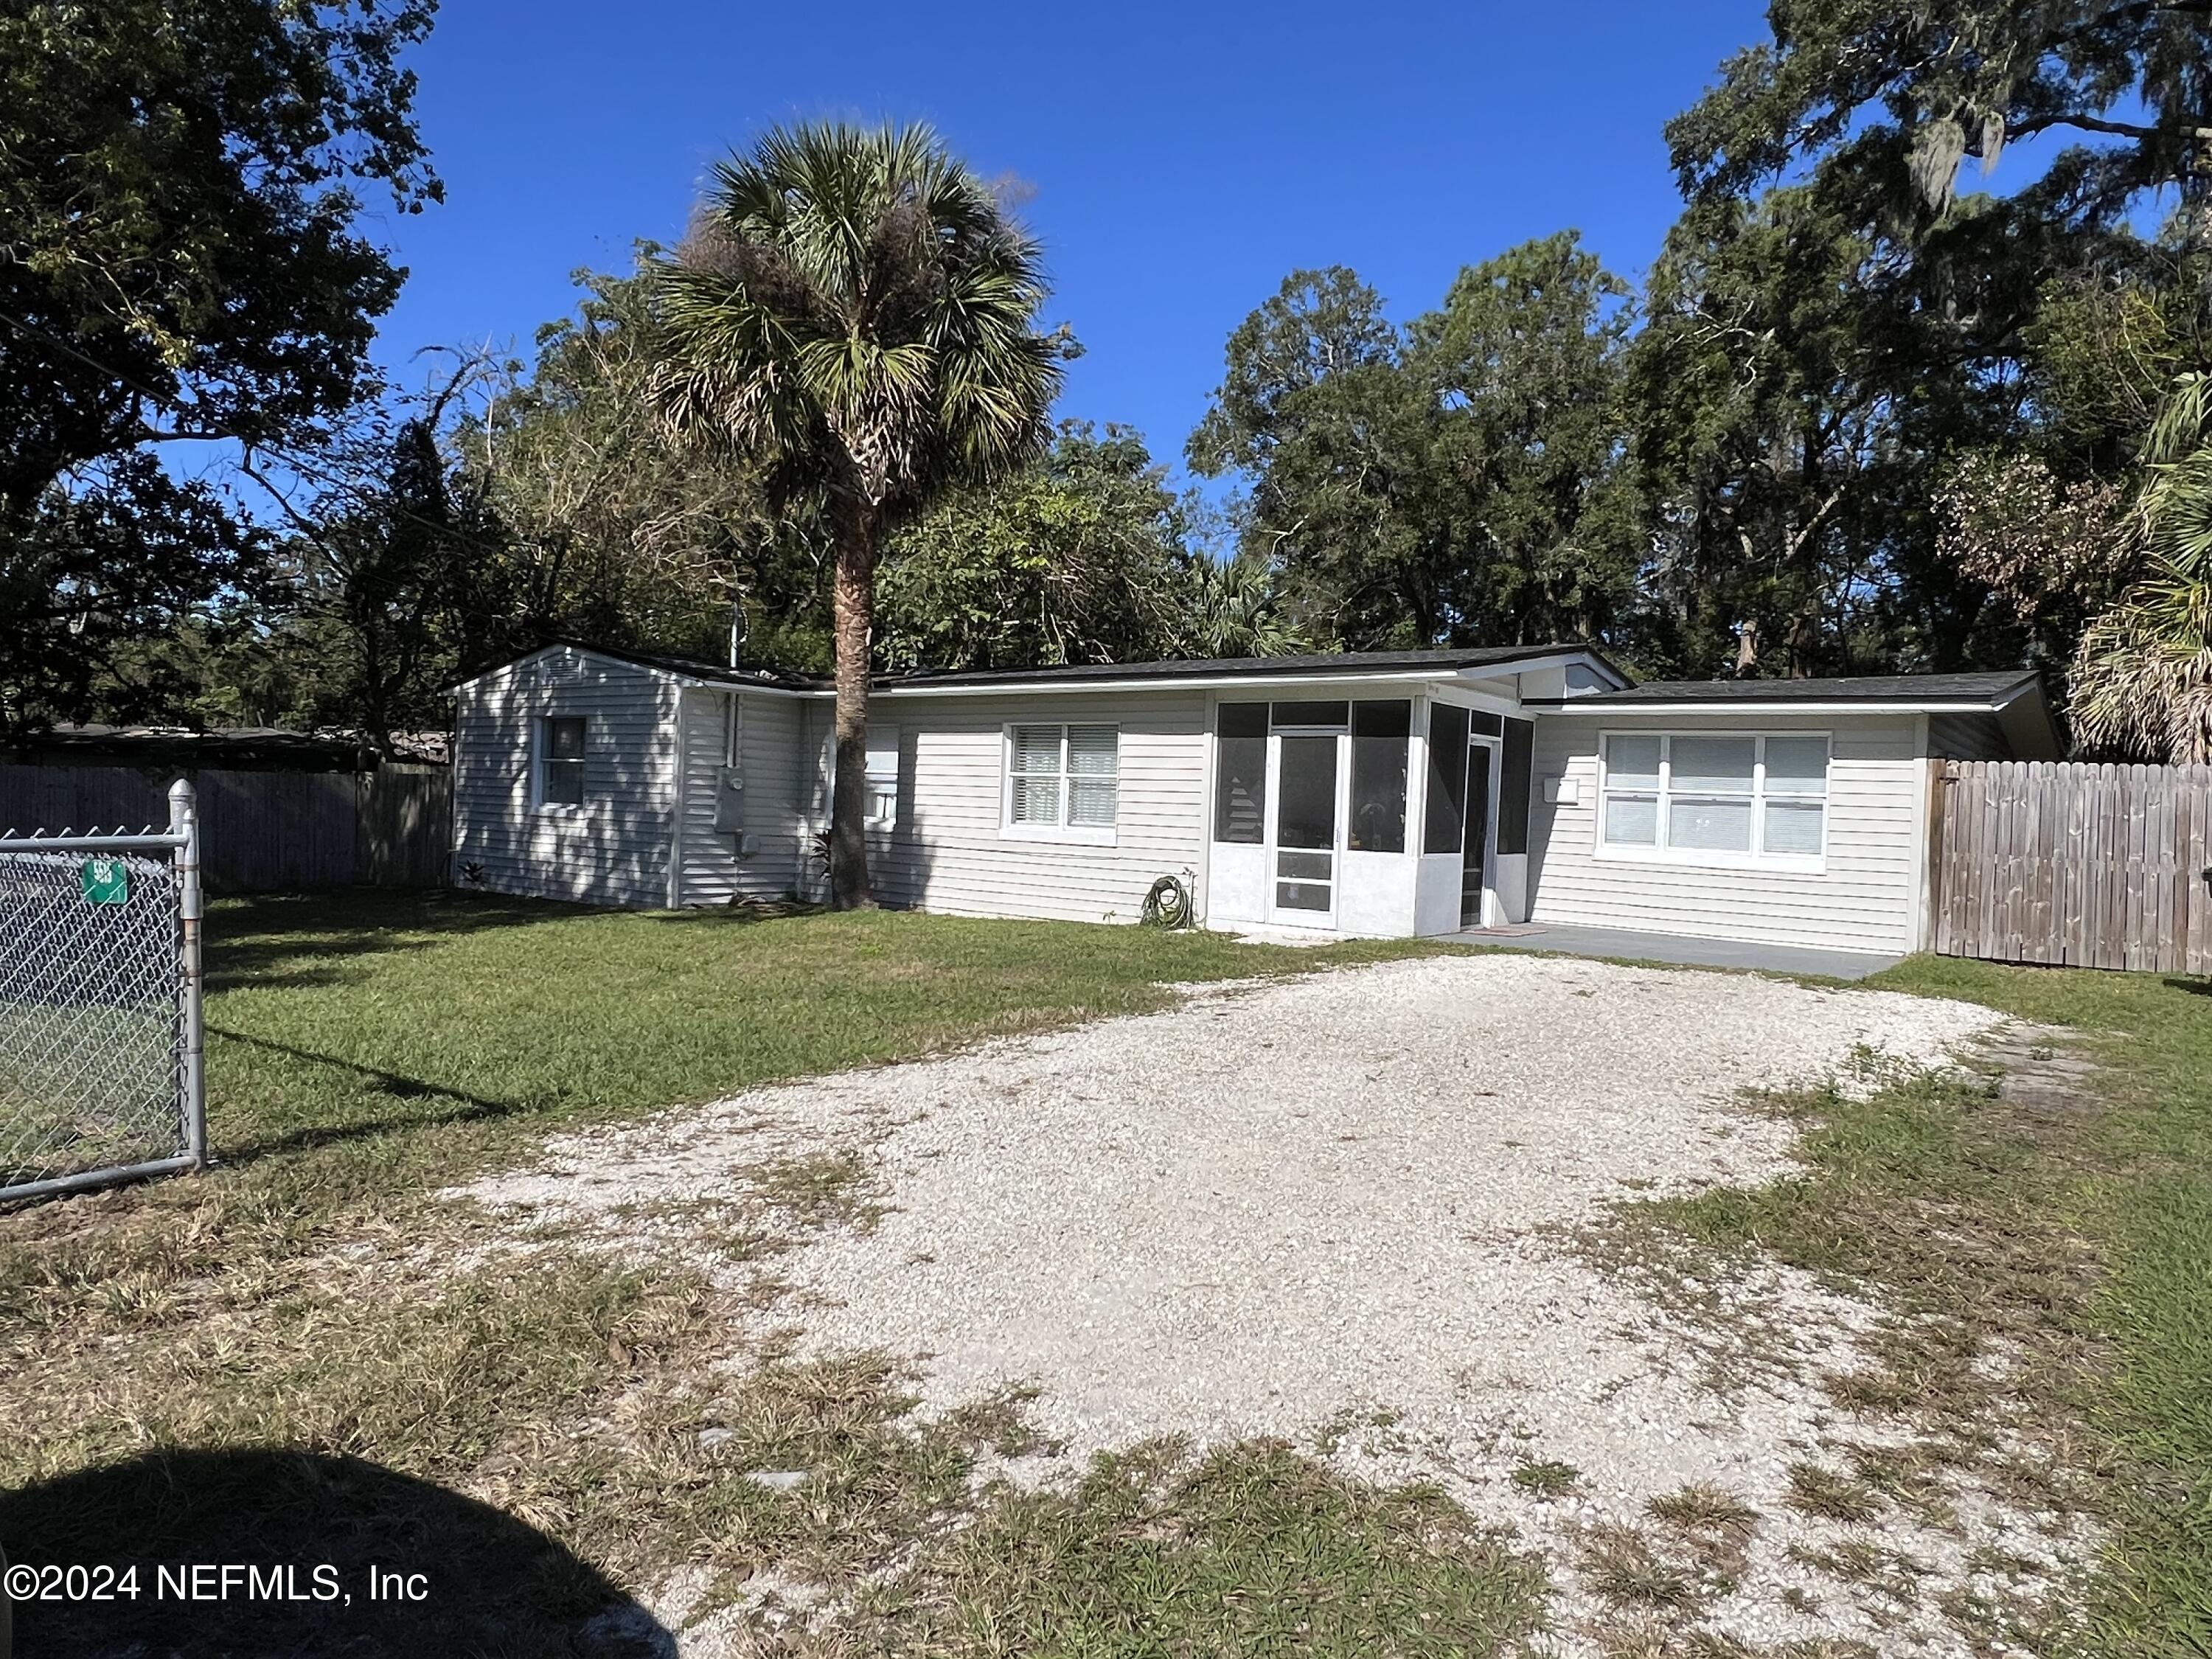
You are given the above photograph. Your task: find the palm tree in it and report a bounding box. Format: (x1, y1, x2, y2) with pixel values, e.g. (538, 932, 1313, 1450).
(655, 123, 1062, 906)
(2070, 372, 2212, 762)
(1186, 556, 1307, 658)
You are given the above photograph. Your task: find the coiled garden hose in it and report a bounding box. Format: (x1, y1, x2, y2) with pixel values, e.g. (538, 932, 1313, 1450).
(1141, 873, 1194, 929)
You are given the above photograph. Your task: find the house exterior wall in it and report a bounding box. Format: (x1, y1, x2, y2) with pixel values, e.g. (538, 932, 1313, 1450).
(1927, 711, 2008, 759)
(452, 645, 2020, 953)
(451, 645, 679, 906)
(1526, 711, 1924, 955)
(807, 689, 1211, 925)
(672, 688, 811, 905)
(1203, 682, 1467, 939)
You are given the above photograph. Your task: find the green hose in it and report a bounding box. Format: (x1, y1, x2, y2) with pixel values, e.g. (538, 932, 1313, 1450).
(1141, 874, 1194, 929)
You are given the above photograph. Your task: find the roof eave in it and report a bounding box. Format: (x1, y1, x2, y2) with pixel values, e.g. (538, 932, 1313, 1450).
(1520, 698, 2027, 715)
(861, 646, 1625, 700)
(855, 665, 1482, 699)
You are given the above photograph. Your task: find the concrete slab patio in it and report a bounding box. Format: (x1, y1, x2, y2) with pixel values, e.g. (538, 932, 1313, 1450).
(1459, 920, 1905, 981)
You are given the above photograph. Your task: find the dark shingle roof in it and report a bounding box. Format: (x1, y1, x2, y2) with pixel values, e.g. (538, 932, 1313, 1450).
(525, 639, 820, 689)
(464, 641, 1610, 694)
(1557, 671, 2042, 707)
(466, 642, 2043, 713)
(875, 644, 1604, 689)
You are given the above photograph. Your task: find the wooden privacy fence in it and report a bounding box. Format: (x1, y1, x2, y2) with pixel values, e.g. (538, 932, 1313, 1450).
(0, 763, 452, 892)
(1934, 760, 2212, 974)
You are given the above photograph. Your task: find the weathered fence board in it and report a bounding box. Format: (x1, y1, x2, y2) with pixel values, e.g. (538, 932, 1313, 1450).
(1935, 760, 2212, 975)
(361, 765, 454, 887)
(0, 763, 451, 892)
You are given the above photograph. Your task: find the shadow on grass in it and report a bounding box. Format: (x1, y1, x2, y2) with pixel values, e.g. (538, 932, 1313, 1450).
(205, 889, 598, 995)
(207, 1029, 530, 1164)
(0, 1447, 669, 1658)
(644, 897, 829, 926)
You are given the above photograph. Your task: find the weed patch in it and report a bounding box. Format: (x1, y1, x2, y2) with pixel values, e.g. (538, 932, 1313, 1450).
(851, 1438, 1551, 1656)
(1587, 950, 2212, 1656)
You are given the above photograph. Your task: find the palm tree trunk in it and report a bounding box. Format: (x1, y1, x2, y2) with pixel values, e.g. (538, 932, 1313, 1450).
(829, 495, 881, 910)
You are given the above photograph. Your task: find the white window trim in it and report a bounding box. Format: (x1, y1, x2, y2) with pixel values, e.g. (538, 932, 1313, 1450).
(864, 724, 900, 830)
(1593, 729, 1829, 872)
(999, 721, 1120, 846)
(532, 712, 588, 816)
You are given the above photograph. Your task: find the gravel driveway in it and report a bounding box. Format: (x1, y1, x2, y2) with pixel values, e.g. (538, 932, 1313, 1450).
(462, 951, 2084, 1655)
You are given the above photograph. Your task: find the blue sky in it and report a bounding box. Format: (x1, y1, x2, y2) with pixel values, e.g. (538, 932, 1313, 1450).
(369, 0, 1773, 481)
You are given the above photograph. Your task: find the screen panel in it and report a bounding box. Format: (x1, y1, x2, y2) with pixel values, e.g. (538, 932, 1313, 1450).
(1498, 718, 1533, 855)
(1349, 700, 1410, 854)
(1423, 703, 1470, 854)
(1276, 734, 1338, 849)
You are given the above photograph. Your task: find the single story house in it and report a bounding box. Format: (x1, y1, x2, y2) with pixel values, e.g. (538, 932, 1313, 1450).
(446, 641, 2057, 958)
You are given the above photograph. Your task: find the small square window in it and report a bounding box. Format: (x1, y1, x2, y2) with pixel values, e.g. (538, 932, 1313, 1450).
(1006, 723, 1119, 835)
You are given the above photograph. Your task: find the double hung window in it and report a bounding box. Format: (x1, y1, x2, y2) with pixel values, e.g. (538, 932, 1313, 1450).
(536, 716, 586, 809)
(865, 727, 900, 827)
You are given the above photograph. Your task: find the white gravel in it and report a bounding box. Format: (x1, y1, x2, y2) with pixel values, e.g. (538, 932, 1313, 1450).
(457, 952, 2088, 1654)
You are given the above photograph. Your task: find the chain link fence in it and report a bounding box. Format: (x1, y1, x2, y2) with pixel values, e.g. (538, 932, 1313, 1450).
(0, 781, 206, 1202)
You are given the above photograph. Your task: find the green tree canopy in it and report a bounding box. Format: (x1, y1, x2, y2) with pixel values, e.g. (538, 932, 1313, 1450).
(1667, 0, 2212, 251)
(1188, 241, 1641, 654)
(877, 424, 1193, 672)
(1187, 268, 1439, 647)
(1411, 231, 1641, 647)
(2070, 372, 2212, 759)
(467, 262, 821, 672)
(0, 0, 439, 733)
(1628, 181, 2046, 679)
(1648, 0, 2212, 693)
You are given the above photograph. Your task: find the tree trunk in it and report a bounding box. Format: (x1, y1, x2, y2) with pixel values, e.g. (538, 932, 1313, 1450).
(829, 496, 881, 911)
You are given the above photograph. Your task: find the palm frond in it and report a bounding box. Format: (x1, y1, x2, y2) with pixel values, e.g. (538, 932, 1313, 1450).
(2069, 577, 2212, 762)
(2146, 371, 2212, 467)
(2142, 448, 2212, 573)
(655, 120, 1060, 508)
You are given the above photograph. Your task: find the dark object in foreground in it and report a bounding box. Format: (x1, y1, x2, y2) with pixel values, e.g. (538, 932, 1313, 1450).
(0, 1449, 667, 1658)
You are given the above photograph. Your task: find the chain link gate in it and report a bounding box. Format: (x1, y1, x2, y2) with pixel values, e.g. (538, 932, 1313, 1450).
(0, 779, 206, 1202)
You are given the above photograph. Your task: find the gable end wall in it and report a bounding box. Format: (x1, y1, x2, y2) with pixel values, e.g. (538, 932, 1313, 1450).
(451, 647, 679, 906)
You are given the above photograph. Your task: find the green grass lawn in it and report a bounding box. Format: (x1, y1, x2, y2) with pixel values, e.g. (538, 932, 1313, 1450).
(7, 891, 2211, 1655)
(1621, 954, 2212, 1657)
(5, 890, 1539, 1659)
(1869, 957, 2212, 1658)
(193, 888, 1444, 1210)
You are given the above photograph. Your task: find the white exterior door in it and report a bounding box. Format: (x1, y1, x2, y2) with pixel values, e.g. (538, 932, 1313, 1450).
(1463, 734, 1501, 928)
(1267, 728, 1343, 927)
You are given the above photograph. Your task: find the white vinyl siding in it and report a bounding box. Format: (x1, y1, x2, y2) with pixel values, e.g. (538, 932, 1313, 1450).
(451, 645, 680, 907)
(672, 688, 810, 905)
(1926, 711, 2008, 759)
(802, 692, 1204, 923)
(1597, 731, 1829, 867)
(1529, 712, 1917, 954)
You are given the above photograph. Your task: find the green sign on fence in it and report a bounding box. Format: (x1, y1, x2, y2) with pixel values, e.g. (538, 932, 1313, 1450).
(81, 857, 129, 905)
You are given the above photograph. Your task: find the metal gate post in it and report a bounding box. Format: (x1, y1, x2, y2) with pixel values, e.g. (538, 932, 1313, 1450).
(169, 778, 206, 1168)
